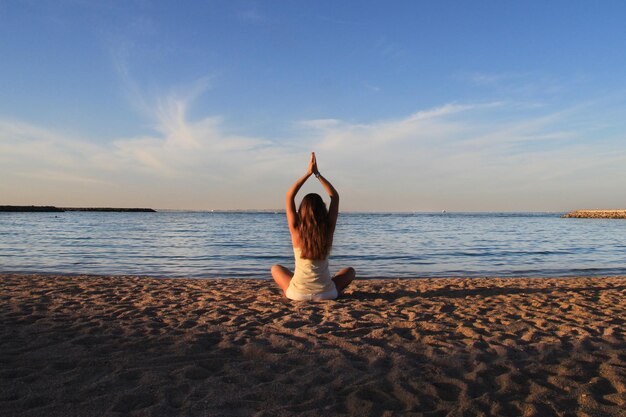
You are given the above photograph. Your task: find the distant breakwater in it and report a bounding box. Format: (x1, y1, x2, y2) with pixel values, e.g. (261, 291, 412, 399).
(0, 206, 156, 212)
(563, 210, 626, 219)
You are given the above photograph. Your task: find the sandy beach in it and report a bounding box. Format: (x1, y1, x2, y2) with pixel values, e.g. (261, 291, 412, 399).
(1, 274, 625, 416)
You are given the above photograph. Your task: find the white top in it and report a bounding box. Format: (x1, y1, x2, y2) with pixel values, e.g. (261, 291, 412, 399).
(289, 247, 335, 294)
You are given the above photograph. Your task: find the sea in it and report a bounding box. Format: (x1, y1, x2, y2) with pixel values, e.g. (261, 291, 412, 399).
(1, 211, 625, 279)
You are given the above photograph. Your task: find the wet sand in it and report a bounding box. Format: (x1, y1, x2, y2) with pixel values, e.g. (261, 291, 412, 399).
(1, 274, 625, 416)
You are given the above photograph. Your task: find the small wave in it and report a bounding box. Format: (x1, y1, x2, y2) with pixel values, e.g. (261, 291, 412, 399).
(2, 211, 626, 279)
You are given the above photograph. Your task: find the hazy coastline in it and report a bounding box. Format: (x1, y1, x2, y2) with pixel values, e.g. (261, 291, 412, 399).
(0, 206, 156, 212)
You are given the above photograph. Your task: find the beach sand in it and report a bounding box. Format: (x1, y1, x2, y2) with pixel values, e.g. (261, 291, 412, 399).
(1, 274, 625, 417)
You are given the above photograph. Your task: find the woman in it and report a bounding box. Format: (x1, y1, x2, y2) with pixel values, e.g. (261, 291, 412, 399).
(271, 152, 355, 301)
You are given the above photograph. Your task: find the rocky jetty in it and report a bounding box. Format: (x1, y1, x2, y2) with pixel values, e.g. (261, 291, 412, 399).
(562, 209, 626, 219)
(0, 205, 64, 212)
(62, 207, 156, 212)
(0, 206, 155, 212)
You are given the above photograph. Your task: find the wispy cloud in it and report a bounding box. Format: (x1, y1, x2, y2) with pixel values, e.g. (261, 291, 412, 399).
(364, 83, 381, 93)
(455, 71, 568, 99)
(0, 71, 274, 208)
(295, 100, 626, 210)
(1, 83, 625, 210)
(374, 36, 407, 60)
(459, 71, 531, 86)
(238, 8, 264, 22)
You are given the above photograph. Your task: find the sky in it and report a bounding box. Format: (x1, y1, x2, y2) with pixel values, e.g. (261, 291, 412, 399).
(1, 1, 626, 211)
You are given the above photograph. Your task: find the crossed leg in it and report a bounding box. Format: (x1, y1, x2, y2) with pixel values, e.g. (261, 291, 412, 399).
(272, 264, 356, 297)
(271, 264, 293, 296)
(332, 266, 356, 293)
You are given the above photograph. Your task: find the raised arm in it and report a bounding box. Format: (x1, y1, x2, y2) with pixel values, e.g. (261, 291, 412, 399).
(285, 153, 317, 230)
(313, 159, 339, 233)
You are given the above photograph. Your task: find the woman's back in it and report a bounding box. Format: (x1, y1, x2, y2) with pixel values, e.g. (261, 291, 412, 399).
(290, 247, 334, 294)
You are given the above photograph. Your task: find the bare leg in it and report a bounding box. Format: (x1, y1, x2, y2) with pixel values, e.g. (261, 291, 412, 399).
(332, 267, 356, 293)
(271, 264, 293, 296)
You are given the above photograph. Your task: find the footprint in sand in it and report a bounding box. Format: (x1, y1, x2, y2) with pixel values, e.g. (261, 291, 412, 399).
(179, 319, 197, 329)
(111, 391, 156, 413)
(23, 395, 51, 409)
(281, 320, 308, 329)
(165, 383, 191, 409)
(183, 365, 212, 380)
(119, 369, 143, 381)
(433, 382, 462, 402)
(345, 384, 396, 415)
(586, 376, 619, 406)
(51, 361, 77, 372)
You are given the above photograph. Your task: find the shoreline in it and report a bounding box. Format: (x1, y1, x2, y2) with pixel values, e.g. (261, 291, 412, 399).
(5, 271, 626, 282)
(2, 273, 625, 416)
(4, 269, 626, 281)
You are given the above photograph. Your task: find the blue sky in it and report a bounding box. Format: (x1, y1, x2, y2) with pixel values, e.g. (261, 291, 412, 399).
(1, 1, 625, 211)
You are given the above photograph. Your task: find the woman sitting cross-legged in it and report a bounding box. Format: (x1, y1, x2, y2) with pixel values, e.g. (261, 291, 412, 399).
(271, 152, 355, 301)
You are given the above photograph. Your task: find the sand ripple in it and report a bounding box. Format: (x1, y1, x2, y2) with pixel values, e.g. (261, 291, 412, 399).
(1, 274, 625, 416)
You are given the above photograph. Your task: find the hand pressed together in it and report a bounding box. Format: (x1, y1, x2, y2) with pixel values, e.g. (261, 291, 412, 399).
(306, 152, 319, 176)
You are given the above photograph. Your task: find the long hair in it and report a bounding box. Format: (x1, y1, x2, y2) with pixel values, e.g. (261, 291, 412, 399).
(297, 193, 331, 260)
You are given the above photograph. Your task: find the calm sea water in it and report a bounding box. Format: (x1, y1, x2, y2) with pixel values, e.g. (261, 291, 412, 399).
(1, 211, 625, 279)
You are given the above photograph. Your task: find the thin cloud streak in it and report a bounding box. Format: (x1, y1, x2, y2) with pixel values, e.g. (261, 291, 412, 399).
(1, 90, 625, 210)
(298, 101, 626, 211)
